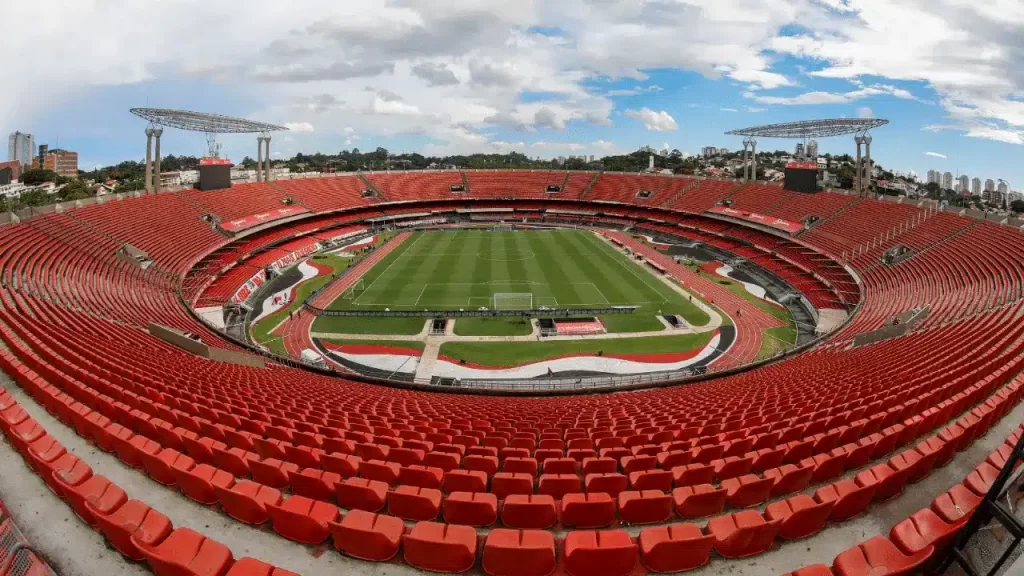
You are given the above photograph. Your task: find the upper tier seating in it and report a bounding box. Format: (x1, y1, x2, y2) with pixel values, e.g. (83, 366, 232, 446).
(183, 183, 290, 221)
(587, 174, 680, 204)
(667, 179, 740, 212)
(366, 172, 464, 202)
(725, 184, 798, 215)
(466, 171, 574, 199)
(272, 176, 375, 212)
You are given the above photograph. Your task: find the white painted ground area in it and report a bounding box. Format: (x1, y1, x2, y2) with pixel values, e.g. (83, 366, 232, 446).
(715, 264, 782, 307)
(328, 235, 376, 254)
(431, 332, 721, 379)
(326, 350, 421, 374)
(253, 259, 322, 323)
(640, 234, 672, 249)
(195, 306, 225, 329)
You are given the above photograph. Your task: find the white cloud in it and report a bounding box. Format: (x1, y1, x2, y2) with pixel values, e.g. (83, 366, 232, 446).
(856, 106, 873, 118)
(7, 0, 1024, 154)
(283, 122, 315, 132)
(925, 151, 948, 159)
(624, 108, 678, 131)
(746, 84, 918, 106)
(720, 107, 739, 112)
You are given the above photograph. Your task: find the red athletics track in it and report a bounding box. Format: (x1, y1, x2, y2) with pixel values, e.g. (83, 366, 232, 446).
(601, 231, 784, 367)
(277, 232, 413, 360)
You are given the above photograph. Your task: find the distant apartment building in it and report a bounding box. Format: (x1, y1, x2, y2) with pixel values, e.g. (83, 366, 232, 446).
(32, 149, 79, 178)
(957, 175, 969, 194)
(0, 160, 22, 183)
(700, 146, 718, 158)
(985, 179, 996, 192)
(926, 170, 939, 185)
(7, 132, 34, 165)
(942, 171, 953, 189)
(972, 177, 982, 195)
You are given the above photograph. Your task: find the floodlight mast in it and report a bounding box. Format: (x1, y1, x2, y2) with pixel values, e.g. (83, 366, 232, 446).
(130, 108, 287, 190)
(726, 118, 888, 192)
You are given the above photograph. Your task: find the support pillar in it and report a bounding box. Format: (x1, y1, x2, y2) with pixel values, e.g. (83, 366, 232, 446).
(745, 138, 753, 181)
(256, 136, 264, 182)
(264, 136, 272, 183)
(864, 135, 873, 195)
(854, 135, 864, 195)
(750, 138, 757, 182)
(144, 128, 154, 193)
(153, 128, 163, 193)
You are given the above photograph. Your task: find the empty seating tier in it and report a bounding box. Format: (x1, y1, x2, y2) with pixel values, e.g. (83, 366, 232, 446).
(0, 171, 1022, 576)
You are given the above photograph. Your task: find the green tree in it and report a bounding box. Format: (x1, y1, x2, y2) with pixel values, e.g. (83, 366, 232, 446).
(21, 169, 60, 185)
(57, 179, 91, 202)
(1011, 199, 1024, 214)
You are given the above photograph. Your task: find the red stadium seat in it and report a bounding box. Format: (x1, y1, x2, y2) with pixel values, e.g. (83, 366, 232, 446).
(443, 491, 498, 526)
(639, 523, 714, 573)
(764, 494, 834, 540)
(672, 484, 728, 518)
(563, 530, 638, 576)
(501, 494, 557, 529)
(403, 521, 478, 573)
(265, 496, 337, 544)
(328, 510, 404, 561)
(618, 490, 672, 524)
(707, 510, 781, 558)
(832, 536, 932, 576)
(561, 493, 617, 528)
(90, 499, 173, 561)
(133, 527, 233, 576)
(387, 485, 442, 521)
(483, 529, 557, 576)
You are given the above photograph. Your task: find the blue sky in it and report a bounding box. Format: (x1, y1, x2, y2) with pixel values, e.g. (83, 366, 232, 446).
(4, 0, 1024, 188)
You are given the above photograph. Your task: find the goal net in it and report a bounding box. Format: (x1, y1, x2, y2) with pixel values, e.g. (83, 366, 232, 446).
(342, 278, 365, 300)
(493, 292, 533, 310)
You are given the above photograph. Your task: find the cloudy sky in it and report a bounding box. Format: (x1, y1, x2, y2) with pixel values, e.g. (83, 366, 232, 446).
(4, 0, 1024, 186)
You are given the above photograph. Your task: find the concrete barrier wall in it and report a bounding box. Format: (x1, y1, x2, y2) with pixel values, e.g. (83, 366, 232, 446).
(148, 322, 266, 368)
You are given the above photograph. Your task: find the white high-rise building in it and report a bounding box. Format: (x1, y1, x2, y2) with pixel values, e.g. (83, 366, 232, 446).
(972, 177, 982, 195)
(957, 175, 970, 193)
(806, 140, 818, 159)
(795, 142, 805, 158)
(7, 132, 34, 165)
(926, 170, 939, 184)
(942, 171, 953, 189)
(985, 179, 996, 192)
(998, 180, 1009, 195)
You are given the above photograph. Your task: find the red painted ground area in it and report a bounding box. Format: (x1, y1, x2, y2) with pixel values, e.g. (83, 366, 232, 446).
(277, 233, 412, 360)
(602, 231, 784, 368)
(322, 342, 424, 357)
(700, 260, 724, 275)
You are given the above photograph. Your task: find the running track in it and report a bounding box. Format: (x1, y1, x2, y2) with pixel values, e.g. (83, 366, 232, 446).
(601, 231, 784, 367)
(277, 232, 413, 360)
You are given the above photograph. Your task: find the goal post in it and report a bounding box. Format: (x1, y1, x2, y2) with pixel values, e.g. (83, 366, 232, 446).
(493, 292, 533, 310)
(342, 278, 365, 300)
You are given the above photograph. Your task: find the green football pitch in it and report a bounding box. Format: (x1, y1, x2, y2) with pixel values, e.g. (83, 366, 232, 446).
(313, 228, 711, 335)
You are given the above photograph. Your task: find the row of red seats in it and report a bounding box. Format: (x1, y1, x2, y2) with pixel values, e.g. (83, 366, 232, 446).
(836, 222, 1024, 340)
(272, 176, 375, 212)
(1, 299, 1021, 574)
(183, 183, 291, 221)
(724, 183, 798, 215)
(785, 417, 1023, 576)
(0, 361, 294, 576)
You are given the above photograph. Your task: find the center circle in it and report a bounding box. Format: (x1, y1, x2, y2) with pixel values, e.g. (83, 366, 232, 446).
(477, 249, 536, 262)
